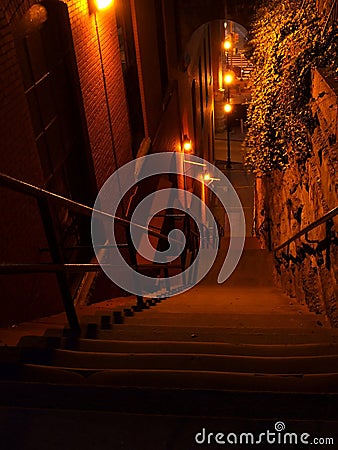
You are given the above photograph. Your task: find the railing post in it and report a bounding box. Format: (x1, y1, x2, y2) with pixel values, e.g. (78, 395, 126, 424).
(37, 197, 80, 334)
(180, 213, 189, 286)
(125, 226, 146, 310)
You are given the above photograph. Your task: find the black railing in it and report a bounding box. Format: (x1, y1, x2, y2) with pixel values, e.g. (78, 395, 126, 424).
(274, 207, 338, 254)
(0, 172, 221, 333)
(274, 206, 337, 275)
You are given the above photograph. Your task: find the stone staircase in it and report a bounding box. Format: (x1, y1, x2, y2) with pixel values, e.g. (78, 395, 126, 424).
(1, 237, 338, 449)
(1, 162, 337, 448)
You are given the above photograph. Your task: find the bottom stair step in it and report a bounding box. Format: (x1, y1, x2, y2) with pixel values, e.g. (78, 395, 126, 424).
(0, 382, 337, 420)
(1, 407, 337, 450)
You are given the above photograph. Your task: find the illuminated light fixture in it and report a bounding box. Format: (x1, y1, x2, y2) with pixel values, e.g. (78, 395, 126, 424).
(203, 173, 220, 183)
(183, 135, 193, 152)
(93, 0, 113, 11)
(18, 4, 47, 35)
(224, 72, 235, 85)
(224, 103, 233, 113)
(223, 40, 232, 50)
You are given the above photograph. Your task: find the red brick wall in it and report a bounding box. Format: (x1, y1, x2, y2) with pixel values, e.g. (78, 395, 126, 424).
(66, 0, 133, 188)
(0, 3, 63, 325)
(0, 0, 134, 325)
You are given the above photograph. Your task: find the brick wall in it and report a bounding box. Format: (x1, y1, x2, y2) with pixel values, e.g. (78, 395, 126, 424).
(0, 2, 63, 325)
(65, 0, 133, 188)
(0, 0, 134, 325)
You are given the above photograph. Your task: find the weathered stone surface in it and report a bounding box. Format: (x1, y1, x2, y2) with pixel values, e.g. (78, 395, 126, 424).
(255, 69, 338, 326)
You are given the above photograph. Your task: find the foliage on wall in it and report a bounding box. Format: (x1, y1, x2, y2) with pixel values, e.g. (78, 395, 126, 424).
(244, 0, 338, 174)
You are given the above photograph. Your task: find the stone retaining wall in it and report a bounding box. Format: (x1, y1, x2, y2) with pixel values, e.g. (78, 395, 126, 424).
(255, 69, 338, 326)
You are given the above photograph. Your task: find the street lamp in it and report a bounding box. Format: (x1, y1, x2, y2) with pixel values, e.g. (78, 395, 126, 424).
(182, 134, 193, 153)
(89, 0, 113, 12)
(223, 40, 232, 51)
(223, 70, 234, 169)
(224, 72, 234, 86)
(96, 0, 113, 9)
(223, 39, 232, 71)
(224, 103, 232, 113)
(224, 102, 233, 169)
(203, 172, 220, 184)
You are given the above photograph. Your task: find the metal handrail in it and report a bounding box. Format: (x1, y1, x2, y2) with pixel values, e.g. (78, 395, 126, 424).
(274, 206, 338, 253)
(0, 262, 184, 274)
(0, 172, 198, 332)
(0, 172, 174, 244)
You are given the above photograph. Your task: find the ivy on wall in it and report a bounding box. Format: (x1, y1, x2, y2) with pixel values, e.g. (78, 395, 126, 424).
(244, 0, 338, 174)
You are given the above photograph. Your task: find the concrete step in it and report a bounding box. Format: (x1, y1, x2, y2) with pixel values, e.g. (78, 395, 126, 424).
(201, 248, 274, 286)
(60, 338, 338, 357)
(95, 325, 338, 344)
(122, 312, 326, 328)
(4, 339, 338, 401)
(49, 349, 338, 374)
(9, 365, 338, 393)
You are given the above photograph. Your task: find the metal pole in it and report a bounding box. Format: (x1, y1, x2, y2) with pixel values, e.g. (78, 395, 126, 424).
(226, 112, 232, 169)
(226, 85, 232, 169)
(37, 197, 81, 334)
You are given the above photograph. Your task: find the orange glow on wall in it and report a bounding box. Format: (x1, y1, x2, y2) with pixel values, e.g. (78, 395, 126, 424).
(95, 0, 113, 11)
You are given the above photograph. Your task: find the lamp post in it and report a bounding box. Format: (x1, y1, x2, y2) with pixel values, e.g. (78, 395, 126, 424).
(223, 39, 232, 70)
(221, 39, 232, 91)
(224, 102, 233, 169)
(223, 71, 234, 169)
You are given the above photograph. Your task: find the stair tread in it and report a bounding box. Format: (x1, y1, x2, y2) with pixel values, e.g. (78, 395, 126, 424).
(18, 364, 338, 392)
(95, 324, 338, 344)
(63, 338, 338, 356)
(50, 349, 338, 373)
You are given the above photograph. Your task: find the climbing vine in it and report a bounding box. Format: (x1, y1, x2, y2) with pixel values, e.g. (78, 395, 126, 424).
(244, 0, 338, 174)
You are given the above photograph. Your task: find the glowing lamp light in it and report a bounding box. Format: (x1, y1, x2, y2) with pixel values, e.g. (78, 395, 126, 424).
(223, 40, 232, 50)
(95, 0, 113, 10)
(224, 72, 235, 85)
(203, 173, 220, 183)
(224, 103, 233, 113)
(183, 135, 192, 152)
